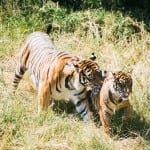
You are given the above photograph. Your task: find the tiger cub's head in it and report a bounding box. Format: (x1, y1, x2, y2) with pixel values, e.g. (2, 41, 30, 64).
(110, 71, 132, 103)
(74, 59, 107, 88)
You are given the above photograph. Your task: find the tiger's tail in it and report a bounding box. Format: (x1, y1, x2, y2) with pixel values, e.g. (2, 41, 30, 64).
(12, 66, 26, 90)
(12, 42, 30, 91)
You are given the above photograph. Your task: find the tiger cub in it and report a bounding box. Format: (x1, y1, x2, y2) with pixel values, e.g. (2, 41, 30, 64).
(90, 71, 133, 135)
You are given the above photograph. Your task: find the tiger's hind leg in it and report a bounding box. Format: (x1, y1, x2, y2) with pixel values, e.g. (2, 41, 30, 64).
(38, 81, 51, 114)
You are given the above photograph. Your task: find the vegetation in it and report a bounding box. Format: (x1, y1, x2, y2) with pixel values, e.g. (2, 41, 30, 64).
(0, 0, 150, 149)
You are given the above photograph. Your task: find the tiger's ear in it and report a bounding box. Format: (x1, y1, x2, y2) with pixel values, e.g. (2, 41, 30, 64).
(73, 62, 78, 67)
(112, 72, 118, 80)
(89, 52, 96, 61)
(112, 72, 116, 76)
(72, 62, 80, 71)
(127, 70, 133, 76)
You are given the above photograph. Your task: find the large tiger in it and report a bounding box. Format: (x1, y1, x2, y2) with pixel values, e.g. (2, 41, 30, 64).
(89, 71, 133, 135)
(12, 31, 107, 121)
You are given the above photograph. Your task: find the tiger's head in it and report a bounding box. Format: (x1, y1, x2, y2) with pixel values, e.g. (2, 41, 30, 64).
(110, 71, 132, 103)
(88, 52, 111, 92)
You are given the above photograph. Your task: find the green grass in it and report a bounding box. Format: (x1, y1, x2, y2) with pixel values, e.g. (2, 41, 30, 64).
(0, 1, 150, 149)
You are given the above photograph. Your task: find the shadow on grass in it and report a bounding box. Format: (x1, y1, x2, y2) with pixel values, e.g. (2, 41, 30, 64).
(51, 100, 101, 123)
(52, 101, 150, 141)
(111, 109, 150, 140)
(52, 100, 76, 115)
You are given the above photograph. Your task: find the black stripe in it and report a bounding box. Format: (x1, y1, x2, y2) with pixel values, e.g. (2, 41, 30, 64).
(49, 53, 60, 62)
(79, 106, 86, 115)
(108, 90, 116, 105)
(82, 109, 87, 117)
(83, 63, 95, 70)
(79, 72, 82, 84)
(56, 85, 61, 93)
(62, 56, 72, 60)
(30, 49, 43, 68)
(79, 72, 86, 86)
(15, 74, 22, 79)
(105, 111, 111, 117)
(57, 51, 67, 58)
(65, 75, 71, 89)
(46, 67, 50, 80)
(13, 80, 19, 83)
(58, 72, 62, 89)
(76, 97, 87, 107)
(65, 74, 75, 90)
(56, 79, 61, 93)
(49, 83, 52, 94)
(74, 88, 85, 96)
(37, 66, 41, 81)
(76, 100, 82, 107)
(20, 67, 25, 75)
(24, 51, 30, 65)
(104, 102, 113, 112)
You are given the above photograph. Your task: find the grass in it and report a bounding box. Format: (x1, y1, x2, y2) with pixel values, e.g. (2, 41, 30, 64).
(0, 1, 150, 150)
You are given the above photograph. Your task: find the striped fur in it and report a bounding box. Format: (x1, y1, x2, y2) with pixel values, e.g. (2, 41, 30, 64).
(90, 71, 132, 134)
(12, 31, 105, 121)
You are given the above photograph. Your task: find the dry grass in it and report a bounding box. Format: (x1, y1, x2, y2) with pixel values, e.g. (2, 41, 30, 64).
(0, 4, 150, 149)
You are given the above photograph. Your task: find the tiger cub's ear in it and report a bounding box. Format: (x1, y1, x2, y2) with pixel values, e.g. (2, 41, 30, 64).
(89, 52, 97, 61)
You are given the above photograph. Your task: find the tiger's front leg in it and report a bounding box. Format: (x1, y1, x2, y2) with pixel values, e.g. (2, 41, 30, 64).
(74, 98, 93, 122)
(99, 108, 112, 135)
(38, 81, 51, 114)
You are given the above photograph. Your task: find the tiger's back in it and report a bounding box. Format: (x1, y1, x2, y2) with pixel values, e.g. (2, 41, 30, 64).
(13, 32, 80, 89)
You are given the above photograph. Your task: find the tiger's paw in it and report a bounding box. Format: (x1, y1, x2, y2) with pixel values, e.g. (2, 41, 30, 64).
(103, 126, 113, 137)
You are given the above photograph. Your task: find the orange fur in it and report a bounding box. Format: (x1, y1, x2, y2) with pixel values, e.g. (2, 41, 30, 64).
(13, 32, 105, 121)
